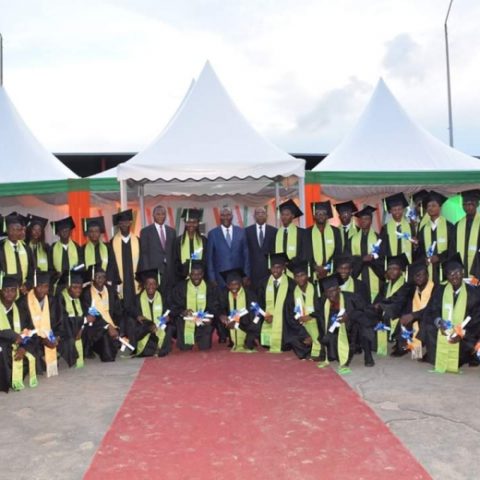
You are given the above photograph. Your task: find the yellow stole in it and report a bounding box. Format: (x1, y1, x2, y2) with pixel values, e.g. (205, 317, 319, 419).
(411, 280, 435, 354)
(112, 233, 140, 298)
(90, 286, 116, 326)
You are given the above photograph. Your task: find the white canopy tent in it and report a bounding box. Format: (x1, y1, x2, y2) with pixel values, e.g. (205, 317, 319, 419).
(113, 61, 305, 225)
(309, 78, 480, 201)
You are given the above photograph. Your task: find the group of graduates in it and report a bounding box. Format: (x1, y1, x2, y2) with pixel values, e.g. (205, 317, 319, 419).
(1, 187, 480, 393)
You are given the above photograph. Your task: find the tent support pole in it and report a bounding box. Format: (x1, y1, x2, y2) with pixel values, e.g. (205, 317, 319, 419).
(275, 181, 280, 228)
(138, 184, 146, 228)
(298, 176, 306, 228)
(120, 180, 127, 210)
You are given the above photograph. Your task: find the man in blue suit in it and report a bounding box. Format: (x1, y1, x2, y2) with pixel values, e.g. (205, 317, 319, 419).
(207, 207, 251, 290)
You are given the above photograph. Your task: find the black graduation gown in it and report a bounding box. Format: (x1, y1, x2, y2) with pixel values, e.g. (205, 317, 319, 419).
(305, 224, 342, 271)
(276, 225, 309, 260)
(416, 220, 455, 283)
(217, 287, 260, 350)
(51, 240, 84, 292)
(174, 234, 208, 282)
(28, 242, 52, 273)
(169, 280, 219, 351)
(422, 283, 480, 366)
(55, 292, 86, 367)
(339, 223, 360, 253)
(127, 291, 173, 357)
(0, 239, 35, 287)
(82, 241, 121, 286)
(379, 222, 415, 260)
(81, 285, 125, 362)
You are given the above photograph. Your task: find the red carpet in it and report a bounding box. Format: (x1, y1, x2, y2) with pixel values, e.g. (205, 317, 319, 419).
(85, 349, 430, 480)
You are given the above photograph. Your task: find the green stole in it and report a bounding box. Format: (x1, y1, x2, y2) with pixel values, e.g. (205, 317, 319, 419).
(180, 234, 203, 263)
(0, 303, 37, 390)
(261, 274, 288, 353)
(30, 242, 48, 272)
(456, 213, 480, 275)
(351, 228, 380, 302)
(3, 241, 29, 283)
(386, 218, 413, 262)
(422, 216, 448, 280)
(381, 276, 406, 351)
(294, 283, 320, 357)
(275, 224, 298, 259)
(324, 293, 348, 367)
(339, 276, 354, 293)
(84, 241, 109, 270)
(52, 240, 79, 273)
(311, 224, 335, 266)
(340, 222, 357, 251)
(137, 290, 165, 355)
(435, 283, 468, 373)
(185, 280, 207, 345)
(61, 289, 84, 368)
(228, 288, 248, 352)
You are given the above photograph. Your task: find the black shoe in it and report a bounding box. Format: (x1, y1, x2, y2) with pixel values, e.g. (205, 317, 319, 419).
(218, 337, 227, 344)
(390, 348, 408, 357)
(364, 350, 375, 367)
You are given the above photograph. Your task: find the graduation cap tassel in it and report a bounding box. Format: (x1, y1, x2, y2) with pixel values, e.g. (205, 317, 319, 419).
(157, 270, 161, 286)
(0, 271, 4, 289)
(2, 218, 5, 233)
(34, 269, 37, 288)
(83, 218, 87, 233)
(68, 270, 71, 287)
(92, 265, 95, 281)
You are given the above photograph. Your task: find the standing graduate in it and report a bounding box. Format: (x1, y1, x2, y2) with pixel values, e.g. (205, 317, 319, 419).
(307, 201, 342, 281)
(169, 260, 219, 351)
(0, 213, 35, 294)
(174, 208, 207, 282)
(17, 271, 60, 378)
(288, 258, 322, 360)
(334, 201, 359, 253)
(127, 269, 173, 357)
(26, 214, 51, 273)
(50, 216, 84, 292)
(56, 269, 87, 368)
(423, 254, 480, 373)
(82, 216, 120, 286)
(411, 190, 430, 230)
(348, 206, 384, 302)
(275, 200, 307, 261)
(81, 265, 126, 362)
(110, 209, 140, 311)
(257, 253, 295, 353)
(0, 275, 39, 392)
(416, 191, 454, 284)
(335, 254, 370, 304)
(317, 274, 373, 370)
(455, 189, 480, 279)
(380, 193, 416, 263)
(217, 268, 260, 351)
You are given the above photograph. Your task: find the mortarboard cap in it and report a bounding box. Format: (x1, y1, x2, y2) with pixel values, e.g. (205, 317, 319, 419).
(51, 216, 75, 235)
(27, 214, 48, 230)
(83, 216, 106, 234)
(320, 274, 341, 292)
(334, 201, 358, 214)
(112, 209, 133, 226)
(59, 267, 85, 286)
(311, 201, 333, 219)
(33, 270, 51, 287)
(220, 268, 245, 284)
(85, 263, 106, 281)
(460, 189, 480, 202)
(181, 208, 204, 222)
(135, 268, 161, 284)
(267, 252, 289, 267)
(5, 212, 27, 227)
(408, 260, 428, 281)
(423, 191, 448, 209)
(386, 253, 409, 271)
(287, 258, 311, 276)
(354, 205, 377, 218)
(0, 274, 19, 289)
(383, 193, 408, 211)
(278, 199, 303, 218)
(181, 259, 205, 277)
(442, 253, 464, 277)
(411, 190, 430, 204)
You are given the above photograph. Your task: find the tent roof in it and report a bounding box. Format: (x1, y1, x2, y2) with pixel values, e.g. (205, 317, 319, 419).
(114, 61, 304, 196)
(310, 78, 480, 199)
(0, 86, 78, 182)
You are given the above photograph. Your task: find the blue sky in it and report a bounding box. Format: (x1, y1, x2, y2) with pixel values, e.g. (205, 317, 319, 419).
(0, 0, 479, 155)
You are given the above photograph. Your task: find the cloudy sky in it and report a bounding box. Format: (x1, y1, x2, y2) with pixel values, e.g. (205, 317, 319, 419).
(0, 0, 479, 155)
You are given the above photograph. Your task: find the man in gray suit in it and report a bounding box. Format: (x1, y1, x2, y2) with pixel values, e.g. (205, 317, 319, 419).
(139, 205, 176, 295)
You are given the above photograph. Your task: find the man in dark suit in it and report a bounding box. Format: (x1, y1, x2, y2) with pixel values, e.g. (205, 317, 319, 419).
(245, 206, 277, 290)
(206, 207, 251, 290)
(139, 205, 176, 295)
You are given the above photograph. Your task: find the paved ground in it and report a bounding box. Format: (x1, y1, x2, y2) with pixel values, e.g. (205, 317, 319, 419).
(0, 350, 478, 480)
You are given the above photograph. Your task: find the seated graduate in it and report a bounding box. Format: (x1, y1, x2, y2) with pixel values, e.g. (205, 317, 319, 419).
(318, 274, 373, 369)
(348, 205, 384, 302)
(127, 269, 173, 358)
(81, 264, 126, 362)
(288, 258, 322, 360)
(370, 254, 409, 356)
(174, 208, 207, 282)
(257, 253, 295, 353)
(0, 275, 39, 392)
(416, 191, 455, 284)
(169, 260, 218, 351)
(17, 270, 60, 378)
(335, 254, 370, 304)
(82, 216, 120, 286)
(217, 268, 260, 352)
(422, 254, 480, 373)
(56, 269, 87, 369)
(26, 214, 51, 273)
(50, 216, 84, 293)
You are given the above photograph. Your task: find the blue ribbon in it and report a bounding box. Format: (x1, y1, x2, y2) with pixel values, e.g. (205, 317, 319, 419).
(406, 207, 418, 223)
(250, 302, 262, 315)
(88, 306, 100, 316)
(374, 322, 389, 332)
(46, 330, 56, 343)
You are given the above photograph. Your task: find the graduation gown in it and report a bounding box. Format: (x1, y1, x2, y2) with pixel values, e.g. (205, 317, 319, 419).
(82, 241, 121, 286)
(28, 241, 52, 273)
(174, 234, 208, 281)
(0, 239, 35, 287)
(51, 240, 84, 291)
(379, 221, 415, 262)
(169, 280, 219, 351)
(305, 224, 342, 272)
(218, 286, 260, 350)
(455, 214, 480, 278)
(339, 222, 359, 253)
(275, 225, 308, 260)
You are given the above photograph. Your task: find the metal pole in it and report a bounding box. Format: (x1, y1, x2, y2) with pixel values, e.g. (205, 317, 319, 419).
(444, 0, 454, 147)
(138, 184, 146, 228)
(120, 179, 128, 210)
(298, 176, 306, 228)
(274, 181, 280, 228)
(0, 33, 3, 86)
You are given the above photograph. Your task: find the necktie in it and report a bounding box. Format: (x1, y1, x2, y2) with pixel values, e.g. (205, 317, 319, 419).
(226, 228, 232, 248)
(274, 279, 279, 301)
(13, 244, 22, 279)
(258, 225, 264, 247)
(159, 225, 166, 250)
(283, 228, 288, 254)
(396, 224, 402, 255)
(343, 226, 348, 250)
(72, 300, 79, 317)
(453, 291, 459, 305)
